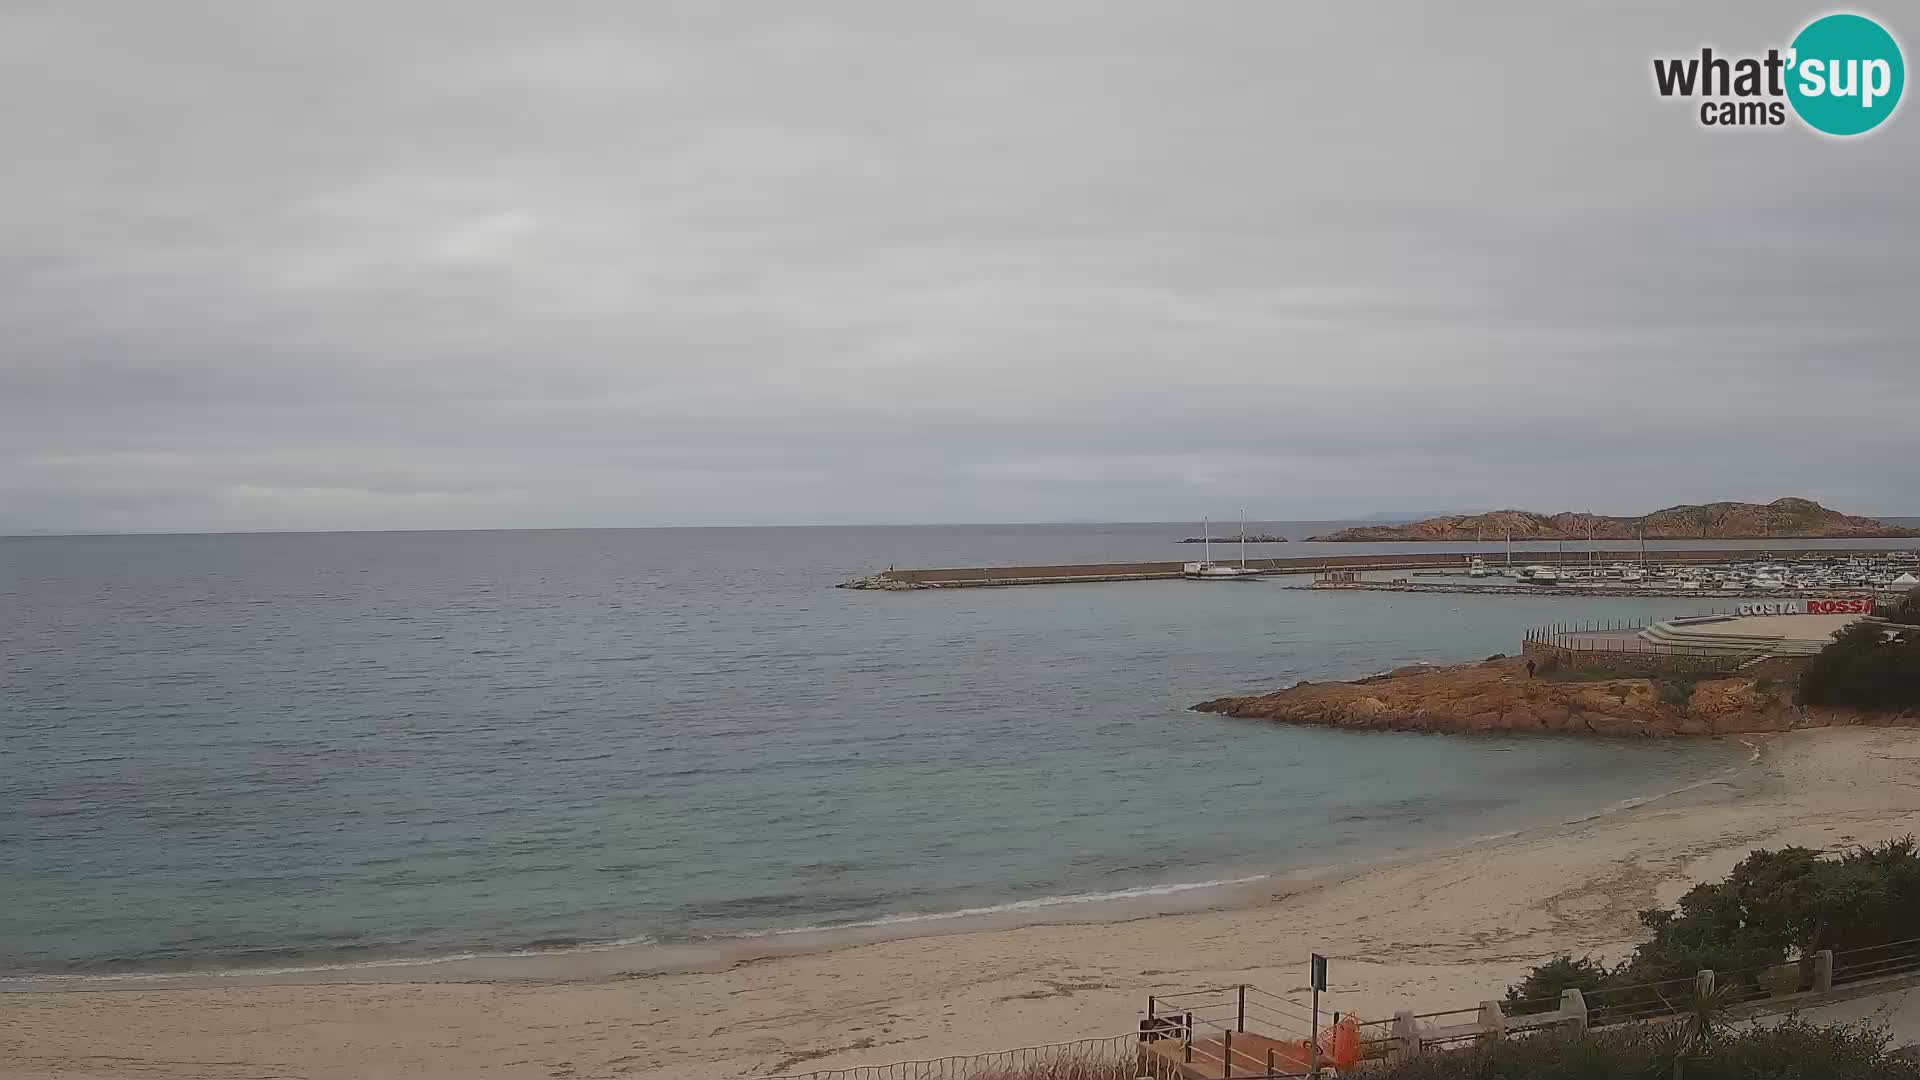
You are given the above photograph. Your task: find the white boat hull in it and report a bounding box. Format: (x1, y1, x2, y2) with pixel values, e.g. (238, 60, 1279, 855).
(1182, 562, 1265, 580)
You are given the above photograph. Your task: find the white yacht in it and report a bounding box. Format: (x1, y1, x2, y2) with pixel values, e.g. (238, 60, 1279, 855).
(1183, 514, 1265, 580)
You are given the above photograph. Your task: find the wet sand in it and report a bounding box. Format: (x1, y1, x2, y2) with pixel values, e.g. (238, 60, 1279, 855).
(7, 727, 1920, 1080)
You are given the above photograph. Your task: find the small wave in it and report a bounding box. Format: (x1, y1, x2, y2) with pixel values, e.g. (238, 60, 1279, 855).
(1558, 740, 1759, 827)
(764, 874, 1272, 936)
(0, 934, 660, 987)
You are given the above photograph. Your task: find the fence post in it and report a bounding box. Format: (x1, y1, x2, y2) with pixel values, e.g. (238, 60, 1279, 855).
(1223, 1028, 1233, 1078)
(1560, 988, 1588, 1035)
(1238, 983, 1246, 1033)
(1814, 950, 1834, 993)
(1478, 1000, 1507, 1041)
(1267, 1047, 1277, 1078)
(1391, 1010, 1420, 1062)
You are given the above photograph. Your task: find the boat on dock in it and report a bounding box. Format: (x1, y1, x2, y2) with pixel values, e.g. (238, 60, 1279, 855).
(1184, 514, 1266, 580)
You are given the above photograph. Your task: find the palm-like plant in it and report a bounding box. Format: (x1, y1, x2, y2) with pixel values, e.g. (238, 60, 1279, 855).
(1662, 979, 1737, 1080)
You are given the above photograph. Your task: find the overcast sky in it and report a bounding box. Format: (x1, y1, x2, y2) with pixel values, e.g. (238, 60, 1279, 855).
(1, 2, 1914, 533)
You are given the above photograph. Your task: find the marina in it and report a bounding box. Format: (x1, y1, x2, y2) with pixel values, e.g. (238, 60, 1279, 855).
(845, 548, 1920, 595)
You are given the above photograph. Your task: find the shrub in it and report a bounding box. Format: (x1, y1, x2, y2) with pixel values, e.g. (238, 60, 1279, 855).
(1657, 677, 1696, 708)
(968, 1057, 1142, 1080)
(1503, 954, 1613, 1015)
(1365, 1018, 1920, 1080)
(1797, 621, 1920, 708)
(1505, 838, 1920, 1010)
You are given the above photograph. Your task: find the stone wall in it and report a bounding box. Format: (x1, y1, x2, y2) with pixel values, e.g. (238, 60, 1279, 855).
(1521, 639, 1811, 681)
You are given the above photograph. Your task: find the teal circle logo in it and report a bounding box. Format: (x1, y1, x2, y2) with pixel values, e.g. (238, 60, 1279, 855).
(1786, 13, 1904, 135)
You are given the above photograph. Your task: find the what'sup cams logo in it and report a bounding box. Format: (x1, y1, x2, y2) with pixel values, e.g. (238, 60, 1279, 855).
(1654, 12, 1904, 135)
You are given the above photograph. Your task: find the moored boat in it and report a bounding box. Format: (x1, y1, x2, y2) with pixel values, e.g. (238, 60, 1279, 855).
(1184, 513, 1266, 580)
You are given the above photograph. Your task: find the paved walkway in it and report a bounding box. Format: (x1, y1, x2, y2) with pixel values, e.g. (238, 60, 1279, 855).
(1739, 980, 1920, 1051)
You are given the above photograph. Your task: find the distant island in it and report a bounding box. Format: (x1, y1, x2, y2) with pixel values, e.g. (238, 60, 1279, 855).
(1307, 497, 1920, 542)
(1180, 534, 1287, 543)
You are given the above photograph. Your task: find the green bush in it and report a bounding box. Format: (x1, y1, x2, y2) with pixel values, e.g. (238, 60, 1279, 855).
(1366, 1018, 1920, 1080)
(1503, 954, 1612, 1015)
(1797, 621, 1920, 708)
(1505, 838, 1920, 1012)
(1657, 677, 1696, 708)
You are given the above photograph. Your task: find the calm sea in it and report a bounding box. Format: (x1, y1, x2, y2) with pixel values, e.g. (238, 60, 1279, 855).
(6, 522, 1911, 980)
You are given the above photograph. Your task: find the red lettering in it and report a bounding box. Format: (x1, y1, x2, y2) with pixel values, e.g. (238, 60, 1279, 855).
(1813, 597, 1873, 614)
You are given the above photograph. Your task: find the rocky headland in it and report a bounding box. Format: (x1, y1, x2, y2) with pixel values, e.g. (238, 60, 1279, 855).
(1307, 497, 1920, 542)
(1192, 657, 1918, 737)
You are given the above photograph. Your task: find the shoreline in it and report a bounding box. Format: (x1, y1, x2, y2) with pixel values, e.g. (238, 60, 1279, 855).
(2, 736, 1753, 995)
(23, 729, 1920, 1079)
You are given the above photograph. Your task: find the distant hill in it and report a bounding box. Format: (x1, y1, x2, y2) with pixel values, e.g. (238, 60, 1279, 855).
(1356, 509, 1485, 522)
(1307, 498, 1920, 542)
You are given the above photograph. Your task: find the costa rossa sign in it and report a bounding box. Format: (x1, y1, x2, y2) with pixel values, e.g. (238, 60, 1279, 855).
(1736, 597, 1874, 616)
(1808, 597, 1876, 615)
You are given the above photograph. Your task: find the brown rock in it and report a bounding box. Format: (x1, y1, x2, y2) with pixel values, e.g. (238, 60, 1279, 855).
(1191, 657, 1917, 738)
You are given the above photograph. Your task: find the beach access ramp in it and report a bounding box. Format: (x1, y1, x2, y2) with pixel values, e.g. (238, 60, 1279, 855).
(1139, 985, 1361, 1078)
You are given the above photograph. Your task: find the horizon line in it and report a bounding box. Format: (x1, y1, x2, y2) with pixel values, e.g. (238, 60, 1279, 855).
(8, 511, 1919, 542)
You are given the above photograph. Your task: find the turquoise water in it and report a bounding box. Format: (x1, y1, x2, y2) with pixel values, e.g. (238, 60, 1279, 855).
(0, 524, 1833, 978)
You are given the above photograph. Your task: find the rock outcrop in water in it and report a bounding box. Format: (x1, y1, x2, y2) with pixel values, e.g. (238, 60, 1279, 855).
(1307, 498, 1920, 542)
(1191, 658, 1918, 737)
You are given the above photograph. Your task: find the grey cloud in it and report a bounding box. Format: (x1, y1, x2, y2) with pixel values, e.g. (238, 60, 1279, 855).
(1, 1, 1916, 533)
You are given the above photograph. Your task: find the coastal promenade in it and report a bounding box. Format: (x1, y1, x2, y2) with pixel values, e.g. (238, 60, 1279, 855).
(848, 548, 1907, 589)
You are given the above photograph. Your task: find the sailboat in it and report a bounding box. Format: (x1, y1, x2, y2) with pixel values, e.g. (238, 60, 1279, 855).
(1183, 513, 1266, 580)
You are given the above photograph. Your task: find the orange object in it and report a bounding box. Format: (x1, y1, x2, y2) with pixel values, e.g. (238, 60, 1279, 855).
(1323, 1014, 1363, 1071)
(1254, 1016, 1363, 1075)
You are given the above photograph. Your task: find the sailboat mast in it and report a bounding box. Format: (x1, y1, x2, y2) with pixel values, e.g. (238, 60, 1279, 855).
(1203, 517, 1211, 566)
(1240, 510, 1248, 568)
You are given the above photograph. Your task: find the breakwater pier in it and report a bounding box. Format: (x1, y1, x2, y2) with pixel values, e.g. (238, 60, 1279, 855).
(839, 547, 1911, 590)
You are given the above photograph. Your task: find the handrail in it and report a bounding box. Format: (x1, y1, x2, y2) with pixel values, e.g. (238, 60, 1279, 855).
(1242, 984, 1315, 1010)
(765, 1031, 1140, 1080)
(1832, 934, 1920, 956)
(1410, 1005, 1484, 1021)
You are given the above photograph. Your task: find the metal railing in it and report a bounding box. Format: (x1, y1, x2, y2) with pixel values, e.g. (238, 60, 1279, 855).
(764, 1032, 1147, 1080)
(764, 938, 1920, 1080)
(1832, 934, 1920, 985)
(1522, 618, 1777, 675)
(1141, 984, 1332, 1077)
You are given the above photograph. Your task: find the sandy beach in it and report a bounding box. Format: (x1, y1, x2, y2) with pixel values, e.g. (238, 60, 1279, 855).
(7, 726, 1920, 1080)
